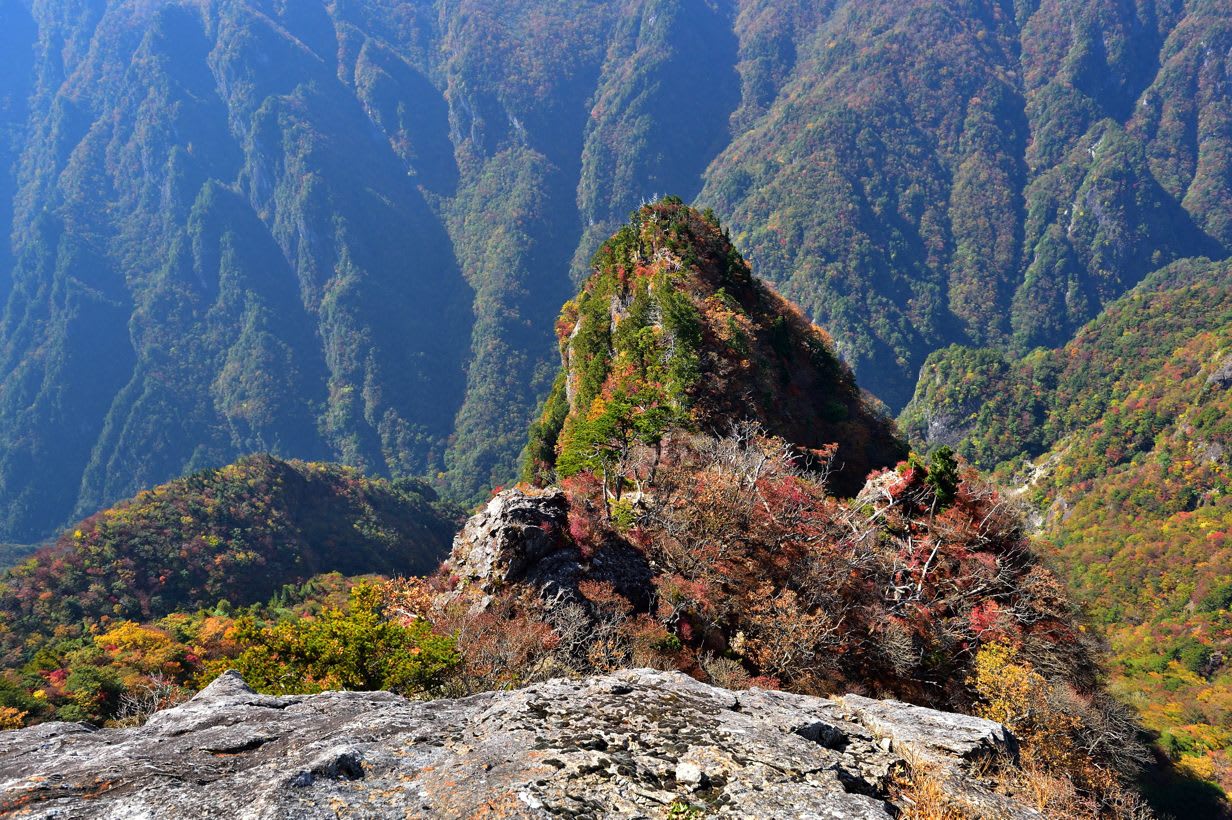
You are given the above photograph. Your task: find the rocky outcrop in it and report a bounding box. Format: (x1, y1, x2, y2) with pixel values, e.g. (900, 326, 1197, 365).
(839, 694, 1015, 765)
(444, 487, 572, 595)
(1207, 353, 1232, 390)
(0, 669, 1039, 819)
(440, 488, 653, 612)
(922, 409, 974, 451)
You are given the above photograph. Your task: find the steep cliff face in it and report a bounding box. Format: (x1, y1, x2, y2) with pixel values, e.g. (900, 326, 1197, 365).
(0, 1, 34, 307)
(523, 199, 906, 496)
(0, 2, 470, 542)
(0, 668, 1037, 819)
(0, 0, 749, 542)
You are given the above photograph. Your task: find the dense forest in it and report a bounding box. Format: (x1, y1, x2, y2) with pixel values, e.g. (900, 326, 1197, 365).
(0, 0, 1226, 542)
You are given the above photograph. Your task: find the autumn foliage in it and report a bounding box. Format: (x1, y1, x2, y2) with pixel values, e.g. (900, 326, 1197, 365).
(435, 423, 1147, 813)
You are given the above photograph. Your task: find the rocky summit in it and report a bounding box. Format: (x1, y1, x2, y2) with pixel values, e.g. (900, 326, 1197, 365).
(0, 668, 1038, 819)
(521, 200, 907, 497)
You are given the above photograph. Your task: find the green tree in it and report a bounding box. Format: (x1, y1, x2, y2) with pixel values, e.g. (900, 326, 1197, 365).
(925, 447, 960, 506)
(223, 583, 459, 697)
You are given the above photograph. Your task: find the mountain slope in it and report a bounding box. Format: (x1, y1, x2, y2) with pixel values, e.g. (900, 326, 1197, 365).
(699, 0, 1230, 406)
(902, 258, 1232, 791)
(0, 0, 1228, 540)
(0, 454, 458, 653)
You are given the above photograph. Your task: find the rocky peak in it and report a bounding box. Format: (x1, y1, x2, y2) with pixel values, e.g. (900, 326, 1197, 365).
(523, 198, 906, 496)
(0, 669, 1038, 819)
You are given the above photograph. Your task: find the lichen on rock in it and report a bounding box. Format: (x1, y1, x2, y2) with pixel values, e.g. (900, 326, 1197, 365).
(0, 668, 1039, 819)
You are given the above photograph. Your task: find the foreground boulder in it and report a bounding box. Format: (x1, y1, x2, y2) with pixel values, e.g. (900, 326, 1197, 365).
(0, 669, 1037, 819)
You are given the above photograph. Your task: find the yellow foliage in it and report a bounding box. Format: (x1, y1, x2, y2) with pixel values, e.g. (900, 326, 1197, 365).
(1178, 753, 1217, 782)
(969, 643, 1082, 772)
(94, 621, 183, 675)
(1162, 661, 1205, 687)
(96, 621, 172, 653)
(0, 706, 27, 729)
(195, 615, 236, 649)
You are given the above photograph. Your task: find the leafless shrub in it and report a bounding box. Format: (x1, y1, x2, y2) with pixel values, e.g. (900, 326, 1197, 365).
(700, 653, 752, 690)
(111, 674, 188, 728)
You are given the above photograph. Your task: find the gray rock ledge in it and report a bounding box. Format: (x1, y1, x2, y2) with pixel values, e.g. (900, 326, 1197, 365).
(0, 669, 1038, 819)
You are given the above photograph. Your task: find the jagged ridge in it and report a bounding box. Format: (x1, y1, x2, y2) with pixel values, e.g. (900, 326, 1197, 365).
(524, 198, 906, 496)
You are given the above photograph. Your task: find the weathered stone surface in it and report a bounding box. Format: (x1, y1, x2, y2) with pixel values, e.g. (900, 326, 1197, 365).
(1207, 354, 1232, 390)
(0, 669, 1039, 819)
(445, 487, 572, 593)
(839, 694, 1016, 764)
(440, 488, 653, 612)
(923, 409, 973, 450)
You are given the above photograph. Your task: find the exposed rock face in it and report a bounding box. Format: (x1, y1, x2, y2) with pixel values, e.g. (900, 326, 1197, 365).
(441, 488, 653, 611)
(838, 695, 1015, 765)
(923, 409, 974, 451)
(445, 487, 572, 594)
(1207, 354, 1232, 390)
(0, 669, 1038, 819)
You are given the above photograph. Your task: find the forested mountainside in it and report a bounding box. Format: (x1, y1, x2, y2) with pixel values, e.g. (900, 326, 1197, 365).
(903, 258, 1232, 792)
(704, 0, 1230, 404)
(0, 455, 458, 723)
(0, 205, 1168, 817)
(0, 455, 456, 631)
(0, 0, 1227, 542)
